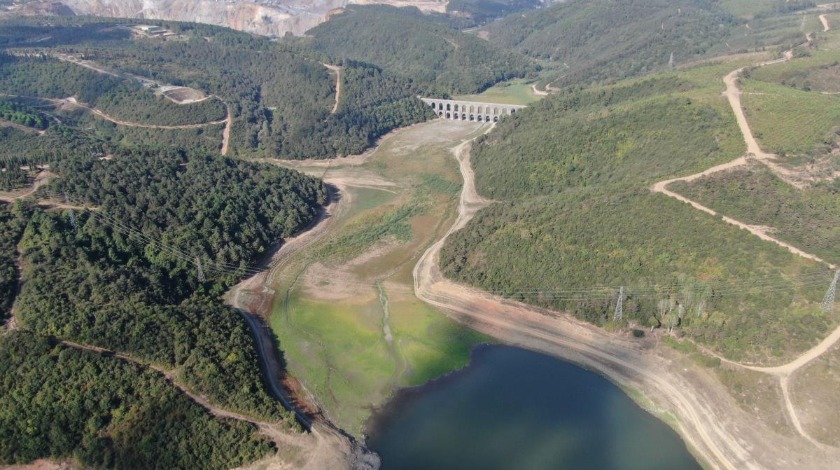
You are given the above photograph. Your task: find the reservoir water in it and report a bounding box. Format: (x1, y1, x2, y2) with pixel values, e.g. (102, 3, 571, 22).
(366, 345, 702, 470)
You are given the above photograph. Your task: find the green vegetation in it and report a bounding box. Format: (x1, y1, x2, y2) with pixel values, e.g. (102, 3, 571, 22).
(9, 150, 323, 422)
(0, 99, 48, 128)
(671, 165, 840, 265)
(484, 0, 811, 87)
(444, 0, 541, 28)
(0, 54, 227, 126)
(317, 204, 421, 261)
(453, 78, 542, 105)
(742, 77, 840, 156)
(270, 122, 489, 435)
(737, 42, 840, 159)
(719, 0, 814, 19)
(471, 79, 739, 199)
(0, 331, 273, 468)
(441, 67, 835, 362)
(485, 0, 742, 85)
(0, 201, 30, 320)
(275, 291, 486, 435)
(0, 18, 433, 159)
(305, 5, 539, 95)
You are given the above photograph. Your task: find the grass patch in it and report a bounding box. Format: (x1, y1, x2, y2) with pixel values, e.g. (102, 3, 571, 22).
(661, 336, 722, 368)
(741, 77, 840, 156)
(789, 343, 840, 445)
(315, 204, 422, 261)
(453, 78, 543, 105)
(271, 289, 487, 435)
(715, 366, 794, 437)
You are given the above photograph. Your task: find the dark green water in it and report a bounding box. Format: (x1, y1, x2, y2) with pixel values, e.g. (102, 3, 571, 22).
(366, 345, 702, 470)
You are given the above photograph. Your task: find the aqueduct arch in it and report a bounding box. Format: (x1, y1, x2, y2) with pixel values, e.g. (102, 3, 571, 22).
(419, 98, 527, 123)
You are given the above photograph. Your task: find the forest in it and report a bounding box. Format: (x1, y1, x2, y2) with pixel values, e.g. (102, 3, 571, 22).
(0, 17, 435, 159)
(483, 0, 805, 86)
(0, 331, 273, 469)
(0, 148, 324, 464)
(0, 201, 29, 320)
(305, 5, 539, 95)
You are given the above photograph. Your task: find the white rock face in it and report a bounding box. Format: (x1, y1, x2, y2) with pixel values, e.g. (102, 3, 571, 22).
(59, 0, 448, 36)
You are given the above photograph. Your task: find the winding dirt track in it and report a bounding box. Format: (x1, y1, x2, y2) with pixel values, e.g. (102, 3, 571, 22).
(323, 64, 344, 115)
(820, 14, 831, 32)
(58, 339, 358, 469)
(60, 98, 229, 130)
(221, 104, 232, 155)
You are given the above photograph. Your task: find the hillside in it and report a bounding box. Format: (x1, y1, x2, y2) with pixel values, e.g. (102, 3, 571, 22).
(0, 17, 433, 159)
(440, 63, 837, 362)
(0, 147, 323, 463)
(484, 0, 811, 86)
(305, 5, 539, 94)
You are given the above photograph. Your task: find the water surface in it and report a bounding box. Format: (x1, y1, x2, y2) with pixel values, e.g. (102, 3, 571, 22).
(367, 345, 701, 470)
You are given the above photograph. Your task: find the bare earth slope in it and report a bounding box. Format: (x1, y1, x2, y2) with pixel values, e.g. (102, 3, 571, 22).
(58, 0, 447, 36)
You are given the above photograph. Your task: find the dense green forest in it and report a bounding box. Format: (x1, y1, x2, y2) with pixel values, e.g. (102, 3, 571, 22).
(0, 201, 30, 320)
(0, 98, 48, 128)
(671, 165, 840, 265)
(0, 331, 273, 468)
(441, 73, 834, 361)
(0, 17, 434, 158)
(305, 5, 539, 95)
(0, 148, 326, 463)
(484, 0, 804, 86)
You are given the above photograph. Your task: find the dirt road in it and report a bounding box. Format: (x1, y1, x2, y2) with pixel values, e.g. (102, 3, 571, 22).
(323, 64, 344, 115)
(820, 14, 831, 32)
(59, 97, 228, 130)
(58, 339, 364, 469)
(221, 104, 232, 155)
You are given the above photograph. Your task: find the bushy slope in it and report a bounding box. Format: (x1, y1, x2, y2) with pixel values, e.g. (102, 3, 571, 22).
(306, 5, 539, 95)
(485, 0, 742, 85)
(441, 70, 834, 361)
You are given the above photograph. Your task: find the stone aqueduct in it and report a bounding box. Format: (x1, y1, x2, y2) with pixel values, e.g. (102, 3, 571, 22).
(420, 98, 526, 122)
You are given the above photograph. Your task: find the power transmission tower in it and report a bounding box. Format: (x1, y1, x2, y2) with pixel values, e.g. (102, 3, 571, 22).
(68, 210, 77, 230)
(614, 286, 624, 322)
(822, 270, 840, 313)
(196, 257, 206, 283)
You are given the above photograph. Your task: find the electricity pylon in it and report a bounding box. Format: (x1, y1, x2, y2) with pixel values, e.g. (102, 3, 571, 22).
(614, 286, 624, 322)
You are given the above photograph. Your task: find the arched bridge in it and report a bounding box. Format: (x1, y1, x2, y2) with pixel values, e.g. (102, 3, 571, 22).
(420, 98, 526, 123)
